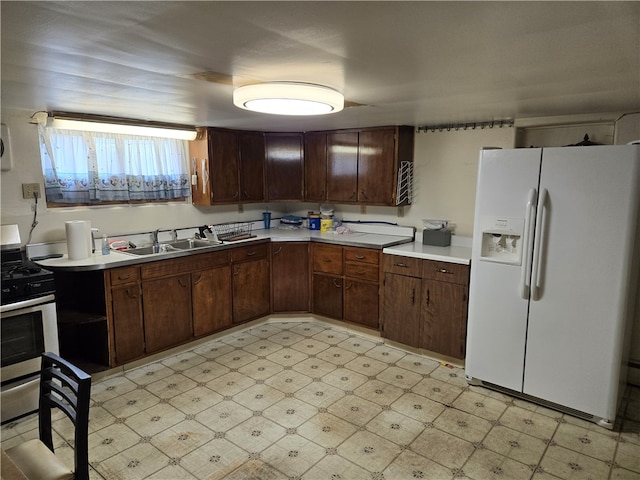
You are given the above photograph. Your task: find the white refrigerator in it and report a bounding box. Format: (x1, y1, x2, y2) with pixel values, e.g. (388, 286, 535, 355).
(465, 145, 640, 428)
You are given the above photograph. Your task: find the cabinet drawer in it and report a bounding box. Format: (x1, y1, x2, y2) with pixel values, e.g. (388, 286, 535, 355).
(422, 260, 470, 285)
(110, 266, 140, 285)
(312, 244, 343, 275)
(343, 247, 379, 265)
(382, 254, 422, 277)
(141, 251, 229, 280)
(231, 243, 268, 263)
(344, 262, 379, 282)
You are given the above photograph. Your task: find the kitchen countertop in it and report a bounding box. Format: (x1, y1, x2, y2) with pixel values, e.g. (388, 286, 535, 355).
(33, 226, 417, 272)
(383, 237, 473, 265)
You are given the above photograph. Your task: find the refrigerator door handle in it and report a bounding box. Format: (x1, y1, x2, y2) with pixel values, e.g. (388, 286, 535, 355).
(520, 188, 537, 299)
(530, 187, 548, 301)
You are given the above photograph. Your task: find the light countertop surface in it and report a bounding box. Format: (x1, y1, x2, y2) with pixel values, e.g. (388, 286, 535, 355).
(33, 225, 472, 271)
(383, 241, 472, 265)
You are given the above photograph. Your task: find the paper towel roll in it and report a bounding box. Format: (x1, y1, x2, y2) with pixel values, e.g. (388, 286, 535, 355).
(65, 220, 91, 260)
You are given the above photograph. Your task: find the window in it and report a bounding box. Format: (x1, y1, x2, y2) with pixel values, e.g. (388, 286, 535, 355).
(39, 126, 190, 205)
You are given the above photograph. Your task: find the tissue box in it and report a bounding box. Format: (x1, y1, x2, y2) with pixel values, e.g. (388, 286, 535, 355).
(422, 229, 451, 247)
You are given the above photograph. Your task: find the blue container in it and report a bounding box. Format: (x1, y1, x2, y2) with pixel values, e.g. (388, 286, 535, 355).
(309, 216, 320, 230)
(262, 212, 271, 229)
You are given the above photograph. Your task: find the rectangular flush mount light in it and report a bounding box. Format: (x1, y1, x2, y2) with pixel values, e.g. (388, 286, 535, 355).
(43, 112, 198, 140)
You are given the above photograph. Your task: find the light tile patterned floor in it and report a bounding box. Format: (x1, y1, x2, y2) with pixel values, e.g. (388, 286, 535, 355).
(2, 320, 640, 480)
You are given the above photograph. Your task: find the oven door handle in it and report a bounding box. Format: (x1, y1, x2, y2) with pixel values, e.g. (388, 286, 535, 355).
(0, 294, 56, 314)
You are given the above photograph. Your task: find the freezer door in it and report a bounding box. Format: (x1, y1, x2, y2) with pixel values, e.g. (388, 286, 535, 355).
(524, 146, 640, 420)
(466, 148, 542, 391)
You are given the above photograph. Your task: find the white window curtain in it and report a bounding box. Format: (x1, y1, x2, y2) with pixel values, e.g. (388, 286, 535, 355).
(39, 125, 190, 203)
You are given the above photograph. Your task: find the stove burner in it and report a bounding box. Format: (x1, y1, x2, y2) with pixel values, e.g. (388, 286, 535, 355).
(1, 257, 55, 305)
(2, 262, 43, 279)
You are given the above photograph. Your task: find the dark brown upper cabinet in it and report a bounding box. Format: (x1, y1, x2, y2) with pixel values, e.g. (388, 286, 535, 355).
(304, 131, 328, 203)
(189, 128, 265, 205)
(306, 126, 414, 207)
(265, 132, 304, 202)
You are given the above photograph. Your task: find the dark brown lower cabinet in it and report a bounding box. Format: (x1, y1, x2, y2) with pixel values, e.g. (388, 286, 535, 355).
(421, 279, 468, 359)
(110, 283, 144, 364)
(232, 257, 270, 323)
(271, 242, 309, 312)
(381, 272, 421, 347)
(312, 273, 343, 319)
(143, 273, 193, 353)
(381, 255, 470, 359)
(192, 266, 232, 337)
(343, 279, 379, 329)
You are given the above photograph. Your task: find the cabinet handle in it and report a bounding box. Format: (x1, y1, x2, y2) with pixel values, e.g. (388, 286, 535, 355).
(125, 288, 138, 299)
(178, 278, 188, 288)
(193, 273, 203, 285)
(273, 247, 282, 255)
(360, 190, 368, 200)
(118, 273, 132, 280)
(246, 251, 257, 257)
(332, 279, 342, 288)
(393, 262, 407, 268)
(354, 270, 366, 276)
(355, 255, 365, 260)
(345, 281, 353, 290)
(233, 266, 241, 276)
(426, 289, 430, 306)
(411, 288, 415, 304)
(349, 191, 356, 199)
(232, 191, 239, 199)
(435, 268, 453, 275)
(322, 258, 332, 263)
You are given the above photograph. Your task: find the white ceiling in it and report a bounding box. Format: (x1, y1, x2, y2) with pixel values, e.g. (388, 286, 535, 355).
(1, 1, 638, 132)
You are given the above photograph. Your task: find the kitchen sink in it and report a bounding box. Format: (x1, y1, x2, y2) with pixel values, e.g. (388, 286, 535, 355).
(121, 239, 221, 256)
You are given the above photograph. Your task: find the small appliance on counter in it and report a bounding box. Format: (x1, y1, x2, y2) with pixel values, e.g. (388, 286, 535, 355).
(422, 219, 451, 246)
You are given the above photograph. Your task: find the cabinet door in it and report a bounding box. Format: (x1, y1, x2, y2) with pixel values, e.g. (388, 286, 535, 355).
(312, 273, 343, 319)
(192, 266, 232, 337)
(271, 242, 309, 312)
(344, 279, 379, 329)
(327, 131, 358, 203)
(232, 258, 270, 323)
(381, 273, 421, 347)
(358, 128, 396, 204)
(209, 129, 240, 202)
(189, 134, 212, 205)
(265, 133, 303, 201)
(238, 131, 265, 202)
(421, 279, 468, 359)
(111, 284, 145, 364)
(143, 273, 192, 353)
(304, 132, 327, 202)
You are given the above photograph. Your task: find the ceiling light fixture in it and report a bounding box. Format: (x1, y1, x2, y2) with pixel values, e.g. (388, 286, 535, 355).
(42, 112, 197, 140)
(233, 82, 344, 116)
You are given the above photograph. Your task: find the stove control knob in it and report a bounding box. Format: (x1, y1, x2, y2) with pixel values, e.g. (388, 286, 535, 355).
(2, 285, 18, 295)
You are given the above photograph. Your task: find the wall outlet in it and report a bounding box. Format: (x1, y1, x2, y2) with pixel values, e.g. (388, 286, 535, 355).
(22, 183, 41, 199)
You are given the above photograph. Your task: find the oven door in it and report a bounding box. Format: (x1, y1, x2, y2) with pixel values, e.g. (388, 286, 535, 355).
(1, 295, 59, 381)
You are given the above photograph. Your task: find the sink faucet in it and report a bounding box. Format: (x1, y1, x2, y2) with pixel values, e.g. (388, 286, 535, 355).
(152, 229, 160, 253)
(170, 229, 178, 242)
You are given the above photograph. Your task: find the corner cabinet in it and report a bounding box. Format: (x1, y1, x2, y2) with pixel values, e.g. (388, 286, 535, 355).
(381, 254, 470, 360)
(231, 242, 271, 323)
(265, 132, 304, 201)
(189, 128, 265, 205)
(271, 242, 310, 312)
